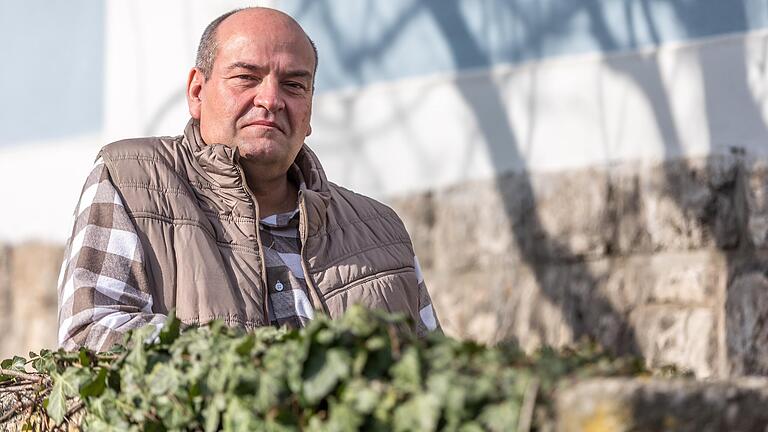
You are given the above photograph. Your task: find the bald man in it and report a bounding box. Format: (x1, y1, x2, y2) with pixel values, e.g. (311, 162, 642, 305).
(57, 7, 440, 351)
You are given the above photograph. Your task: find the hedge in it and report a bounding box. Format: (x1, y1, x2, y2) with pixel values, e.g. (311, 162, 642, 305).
(0, 306, 663, 431)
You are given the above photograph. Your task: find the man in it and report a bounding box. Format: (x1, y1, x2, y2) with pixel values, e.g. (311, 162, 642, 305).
(57, 7, 440, 351)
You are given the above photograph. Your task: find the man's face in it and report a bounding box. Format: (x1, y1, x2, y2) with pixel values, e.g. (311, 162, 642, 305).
(187, 10, 315, 172)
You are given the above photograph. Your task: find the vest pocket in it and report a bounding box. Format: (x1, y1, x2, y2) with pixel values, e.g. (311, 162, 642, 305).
(322, 267, 413, 300)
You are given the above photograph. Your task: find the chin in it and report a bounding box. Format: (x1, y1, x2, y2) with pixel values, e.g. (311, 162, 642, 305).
(237, 142, 286, 163)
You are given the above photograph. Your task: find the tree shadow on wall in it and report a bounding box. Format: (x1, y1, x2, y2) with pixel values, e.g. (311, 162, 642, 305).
(424, 1, 642, 355)
(582, 0, 768, 376)
(303, 0, 768, 368)
(424, 0, 768, 372)
(294, 0, 645, 354)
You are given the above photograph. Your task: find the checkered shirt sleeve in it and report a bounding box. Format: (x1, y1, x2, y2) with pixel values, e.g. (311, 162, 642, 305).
(57, 158, 166, 352)
(413, 256, 441, 336)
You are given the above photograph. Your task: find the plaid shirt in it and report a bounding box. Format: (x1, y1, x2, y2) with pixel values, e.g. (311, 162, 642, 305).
(57, 158, 166, 351)
(58, 159, 440, 351)
(260, 208, 315, 328)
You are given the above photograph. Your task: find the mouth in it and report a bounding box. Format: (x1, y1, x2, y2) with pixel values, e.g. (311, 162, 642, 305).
(245, 120, 284, 134)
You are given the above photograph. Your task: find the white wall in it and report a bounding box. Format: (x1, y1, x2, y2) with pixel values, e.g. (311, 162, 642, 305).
(3, 0, 768, 242)
(312, 30, 768, 197)
(101, 1, 768, 201)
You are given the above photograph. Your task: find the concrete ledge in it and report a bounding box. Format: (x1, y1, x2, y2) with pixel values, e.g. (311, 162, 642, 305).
(556, 377, 768, 432)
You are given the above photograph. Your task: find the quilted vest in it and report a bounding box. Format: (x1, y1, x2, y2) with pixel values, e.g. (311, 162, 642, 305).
(100, 120, 422, 332)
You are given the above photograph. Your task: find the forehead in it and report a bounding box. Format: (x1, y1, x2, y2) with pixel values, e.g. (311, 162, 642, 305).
(214, 11, 315, 70)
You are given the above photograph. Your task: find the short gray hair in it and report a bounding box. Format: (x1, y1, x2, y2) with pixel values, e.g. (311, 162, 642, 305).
(194, 8, 319, 81)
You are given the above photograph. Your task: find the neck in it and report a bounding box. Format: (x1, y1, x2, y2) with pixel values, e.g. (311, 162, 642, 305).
(242, 165, 298, 218)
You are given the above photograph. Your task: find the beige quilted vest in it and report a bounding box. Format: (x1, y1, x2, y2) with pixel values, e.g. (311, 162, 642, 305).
(100, 120, 422, 332)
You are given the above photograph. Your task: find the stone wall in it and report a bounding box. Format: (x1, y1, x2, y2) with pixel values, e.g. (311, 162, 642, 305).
(392, 153, 768, 378)
(3, 154, 768, 379)
(0, 243, 63, 360)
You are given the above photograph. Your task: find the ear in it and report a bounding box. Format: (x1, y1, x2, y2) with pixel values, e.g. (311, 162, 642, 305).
(306, 123, 312, 137)
(186, 67, 205, 120)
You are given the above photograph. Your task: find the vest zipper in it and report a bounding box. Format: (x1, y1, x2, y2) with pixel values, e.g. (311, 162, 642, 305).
(299, 193, 329, 316)
(234, 163, 271, 325)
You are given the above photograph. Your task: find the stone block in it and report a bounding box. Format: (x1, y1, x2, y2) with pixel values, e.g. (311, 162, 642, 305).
(745, 158, 768, 249)
(643, 251, 725, 305)
(388, 191, 436, 268)
(515, 155, 740, 258)
(629, 305, 718, 377)
(414, 168, 617, 273)
(521, 168, 613, 260)
(555, 377, 768, 432)
(542, 257, 722, 373)
(425, 262, 525, 346)
(596, 252, 724, 312)
(725, 271, 768, 376)
(632, 156, 740, 253)
(425, 259, 587, 350)
(604, 168, 650, 254)
(429, 179, 519, 272)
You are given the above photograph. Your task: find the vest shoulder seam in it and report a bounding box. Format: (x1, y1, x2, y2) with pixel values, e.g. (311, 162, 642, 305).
(103, 153, 199, 188)
(114, 181, 194, 198)
(313, 238, 412, 273)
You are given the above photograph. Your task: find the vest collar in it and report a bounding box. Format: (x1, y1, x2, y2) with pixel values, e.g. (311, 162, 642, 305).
(294, 145, 331, 237)
(183, 119, 331, 235)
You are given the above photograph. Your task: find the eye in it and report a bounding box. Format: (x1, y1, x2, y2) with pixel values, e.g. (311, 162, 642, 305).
(284, 81, 307, 91)
(232, 74, 259, 83)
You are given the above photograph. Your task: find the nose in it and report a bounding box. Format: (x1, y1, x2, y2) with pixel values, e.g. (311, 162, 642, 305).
(253, 78, 284, 113)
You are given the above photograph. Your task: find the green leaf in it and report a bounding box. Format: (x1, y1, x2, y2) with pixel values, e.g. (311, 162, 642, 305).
(204, 394, 227, 432)
(159, 309, 181, 345)
(325, 399, 364, 432)
(148, 363, 179, 396)
(391, 347, 422, 394)
(47, 368, 83, 424)
(302, 348, 351, 404)
(32, 351, 57, 375)
(124, 328, 151, 372)
(235, 334, 256, 356)
(79, 347, 91, 367)
(223, 398, 262, 431)
(458, 422, 485, 432)
(255, 368, 283, 412)
(80, 367, 108, 398)
(12, 355, 27, 371)
(393, 393, 441, 432)
(1, 355, 27, 372)
(127, 324, 157, 349)
(478, 401, 521, 432)
(342, 379, 382, 414)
